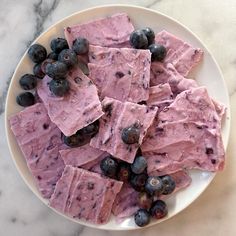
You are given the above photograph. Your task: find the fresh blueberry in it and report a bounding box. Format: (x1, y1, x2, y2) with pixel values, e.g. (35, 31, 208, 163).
(58, 49, 78, 69)
(117, 162, 131, 182)
(19, 74, 38, 90)
(82, 120, 99, 137)
(100, 156, 118, 178)
(142, 27, 155, 45)
(41, 58, 54, 74)
(28, 44, 47, 63)
(121, 124, 140, 144)
(148, 44, 167, 62)
(138, 192, 153, 209)
(134, 209, 151, 227)
(50, 38, 69, 54)
(131, 156, 147, 174)
(145, 176, 163, 196)
(49, 79, 70, 97)
(47, 51, 58, 60)
(45, 61, 68, 80)
(16, 92, 35, 107)
(130, 173, 148, 192)
(161, 175, 176, 195)
(150, 200, 168, 219)
(33, 63, 45, 79)
(63, 133, 88, 148)
(130, 30, 148, 49)
(72, 37, 89, 55)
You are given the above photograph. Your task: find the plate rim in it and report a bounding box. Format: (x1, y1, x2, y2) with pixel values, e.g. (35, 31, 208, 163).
(4, 4, 231, 231)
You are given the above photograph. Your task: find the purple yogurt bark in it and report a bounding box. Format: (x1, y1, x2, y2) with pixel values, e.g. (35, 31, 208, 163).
(50, 166, 123, 224)
(9, 103, 65, 198)
(142, 87, 225, 175)
(147, 83, 173, 108)
(155, 30, 203, 76)
(90, 97, 158, 163)
(60, 144, 108, 174)
(80, 152, 108, 175)
(60, 144, 104, 167)
(150, 63, 198, 94)
(212, 99, 226, 121)
(37, 68, 104, 136)
(112, 184, 139, 220)
(88, 45, 151, 103)
(64, 13, 134, 48)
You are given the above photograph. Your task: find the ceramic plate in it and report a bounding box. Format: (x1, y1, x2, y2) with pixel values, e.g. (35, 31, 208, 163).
(5, 4, 230, 230)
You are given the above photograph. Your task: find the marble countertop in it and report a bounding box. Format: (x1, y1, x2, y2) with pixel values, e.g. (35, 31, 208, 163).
(0, 0, 236, 235)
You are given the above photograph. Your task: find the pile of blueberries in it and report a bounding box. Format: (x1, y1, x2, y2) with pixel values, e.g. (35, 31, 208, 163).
(129, 27, 167, 62)
(100, 152, 175, 227)
(17, 37, 89, 107)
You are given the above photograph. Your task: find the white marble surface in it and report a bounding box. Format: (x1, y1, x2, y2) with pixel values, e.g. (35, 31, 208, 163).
(0, 0, 236, 235)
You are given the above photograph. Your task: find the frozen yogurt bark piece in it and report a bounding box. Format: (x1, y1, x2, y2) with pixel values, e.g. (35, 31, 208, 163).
(90, 97, 158, 163)
(60, 144, 108, 174)
(88, 45, 151, 103)
(64, 13, 134, 48)
(150, 63, 198, 94)
(9, 103, 65, 198)
(112, 184, 139, 220)
(155, 30, 203, 76)
(50, 166, 123, 224)
(142, 87, 225, 175)
(80, 151, 109, 174)
(37, 68, 104, 136)
(146, 83, 173, 108)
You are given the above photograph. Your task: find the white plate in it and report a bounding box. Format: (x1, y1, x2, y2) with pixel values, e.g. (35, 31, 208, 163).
(5, 4, 230, 231)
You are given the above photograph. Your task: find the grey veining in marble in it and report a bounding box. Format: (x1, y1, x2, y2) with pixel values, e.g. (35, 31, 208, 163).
(33, 0, 60, 39)
(0, 0, 236, 236)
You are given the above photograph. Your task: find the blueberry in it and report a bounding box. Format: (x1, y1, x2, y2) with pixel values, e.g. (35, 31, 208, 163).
(82, 120, 99, 137)
(161, 175, 176, 195)
(16, 92, 35, 107)
(138, 192, 153, 209)
(28, 44, 47, 63)
(19, 74, 38, 90)
(130, 30, 148, 49)
(100, 156, 118, 178)
(117, 162, 131, 182)
(130, 173, 148, 192)
(50, 38, 69, 54)
(58, 49, 78, 69)
(121, 124, 140, 144)
(33, 64, 45, 79)
(72, 37, 89, 55)
(145, 176, 163, 196)
(63, 133, 88, 148)
(142, 27, 155, 45)
(49, 79, 70, 97)
(131, 156, 147, 174)
(150, 200, 168, 219)
(41, 58, 54, 74)
(45, 61, 68, 80)
(148, 44, 167, 62)
(47, 51, 58, 60)
(134, 209, 151, 227)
